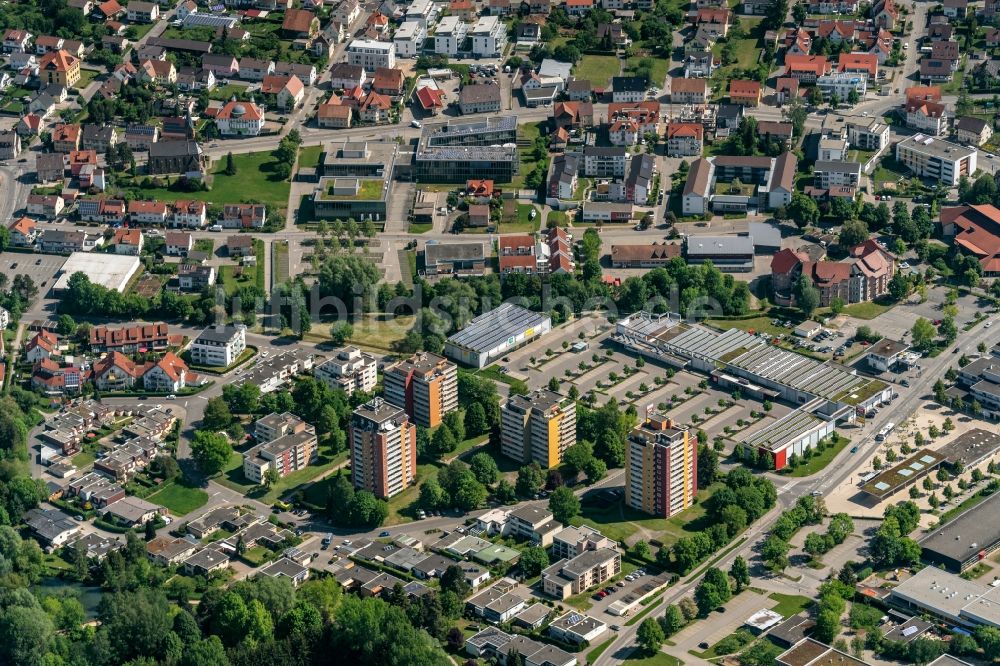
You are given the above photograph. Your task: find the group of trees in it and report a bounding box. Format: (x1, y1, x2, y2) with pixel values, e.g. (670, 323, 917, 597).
(419, 460, 488, 513)
(323, 473, 389, 528)
(657, 469, 777, 574)
(760, 495, 827, 571)
(271, 130, 302, 181)
(869, 502, 922, 568)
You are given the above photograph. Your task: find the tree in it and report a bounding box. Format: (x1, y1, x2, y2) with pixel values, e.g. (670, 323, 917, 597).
(694, 568, 730, 616)
(224, 152, 237, 176)
(201, 397, 233, 431)
(839, 219, 869, 247)
(464, 403, 489, 437)
(430, 425, 457, 457)
(519, 546, 549, 577)
(912, 317, 936, 351)
(191, 431, 232, 475)
(419, 476, 446, 509)
(661, 605, 685, 637)
(761, 535, 790, 571)
(631, 540, 651, 561)
(584, 457, 607, 484)
(548, 486, 580, 523)
(329, 321, 353, 345)
(793, 276, 821, 317)
(730, 556, 750, 593)
(469, 453, 499, 485)
(637, 618, 665, 654)
(563, 440, 595, 475)
(516, 463, 546, 497)
(788, 193, 820, 228)
(440, 565, 472, 598)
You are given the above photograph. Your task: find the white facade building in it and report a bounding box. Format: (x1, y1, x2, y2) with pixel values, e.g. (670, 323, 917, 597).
(393, 21, 425, 58)
(434, 16, 468, 56)
(314, 346, 378, 395)
(188, 324, 247, 368)
(470, 16, 507, 57)
(347, 39, 396, 71)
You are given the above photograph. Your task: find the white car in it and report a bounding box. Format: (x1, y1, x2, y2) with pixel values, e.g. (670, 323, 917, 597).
(987, 322, 993, 328)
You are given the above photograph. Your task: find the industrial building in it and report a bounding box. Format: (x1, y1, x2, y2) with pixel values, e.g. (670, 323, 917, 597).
(739, 407, 837, 470)
(889, 565, 1000, 629)
(920, 491, 1000, 572)
(626, 414, 697, 517)
(500, 389, 577, 468)
(937, 428, 1000, 470)
(350, 397, 417, 499)
(383, 352, 458, 428)
(444, 302, 551, 368)
(613, 312, 891, 469)
(684, 235, 755, 272)
(52, 252, 141, 293)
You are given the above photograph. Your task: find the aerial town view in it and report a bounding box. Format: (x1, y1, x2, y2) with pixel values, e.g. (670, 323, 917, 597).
(4, 0, 1000, 664)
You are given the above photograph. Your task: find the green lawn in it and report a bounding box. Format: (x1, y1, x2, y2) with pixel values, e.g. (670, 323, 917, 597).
(548, 210, 569, 226)
(571, 482, 724, 547)
(769, 592, 813, 617)
(408, 223, 433, 233)
(588, 638, 616, 665)
(74, 69, 99, 90)
(500, 204, 540, 233)
(705, 316, 791, 338)
(194, 238, 214, 254)
(624, 650, 683, 666)
(119, 151, 291, 209)
(575, 55, 621, 87)
(219, 265, 254, 296)
(298, 145, 324, 169)
(148, 482, 210, 516)
(627, 55, 669, 88)
(710, 38, 763, 98)
(840, 301, 894, 320)
(780, 434, 851, 477)
(72, 450, 96, 469)
(209, 83, 250, 101)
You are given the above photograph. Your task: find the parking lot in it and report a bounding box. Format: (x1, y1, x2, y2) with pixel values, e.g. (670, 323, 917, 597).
(0, 251, 67, 298)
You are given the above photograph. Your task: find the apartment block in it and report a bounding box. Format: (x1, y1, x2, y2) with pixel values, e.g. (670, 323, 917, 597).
(542, 548, 622, 600)
(188, 324, 246, 368)
(347, 38, 396, 71)
(626, 414, 697, 519)
(551, 525, 613, 560)
(350, 397, 417, 499)
(470, 16, 507, 57)
(500, 389, 576, 468)
(895, 134, 976, 186)
(314, 346, 378, 395)
(383, 352, 458, 428)
(243, 412, 318, 483)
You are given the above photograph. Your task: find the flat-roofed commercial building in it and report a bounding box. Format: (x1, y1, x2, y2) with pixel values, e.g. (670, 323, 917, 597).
(626, 414, 697, 518)
(684, 234, 755, 272)
(350, 397, 417, 499)
(888, 565, 1000, 629)
(860, 448, 946, 500)
(739, 405, 836, 471)
(444, 302, 551, 368)
(501, 389, 576, 468)
(414, 116, 519, 183)
(383, 352, 458, 428)
(895, 134, 977, 186)
(937, 428, 1000, 471)
(920, 491, 1000, 572)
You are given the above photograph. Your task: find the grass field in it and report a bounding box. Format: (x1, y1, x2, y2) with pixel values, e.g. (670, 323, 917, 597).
(120, 152, 291, 209)
(298, 145, 324, 169)
(209, 83, 250, 102)
(769, 592, 813, 616)
(500, 204, 540, 233)
(548, 210, 569, 226)
(623, 649, 682, 665)
(72, 450, 96, 469)
(571, 482, 723, 546)
(148, 482, 210, 516)
(75, 69, 99, 90)
(345, 313, 415, 352)
(840, 301, 894, 320)
(626, 55, 669, 88)
(194, 238, 214, 254)
(408, 223, 433, 233)
(780, 434, 851, 477)
(705, 316, 792, 338)
(575, 55, 621, 87)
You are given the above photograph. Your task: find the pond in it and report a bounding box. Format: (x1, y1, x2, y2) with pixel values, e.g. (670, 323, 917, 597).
(33, 578, 104, 619)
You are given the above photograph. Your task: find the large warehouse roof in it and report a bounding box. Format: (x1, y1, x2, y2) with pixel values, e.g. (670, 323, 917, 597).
(52, 253, 142, 293)
(446, 303, 550, 354)
(920, 491, 1000, 567)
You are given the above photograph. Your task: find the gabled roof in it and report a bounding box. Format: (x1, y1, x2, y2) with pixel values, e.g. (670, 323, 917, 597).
(39, 49, 79, 74)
